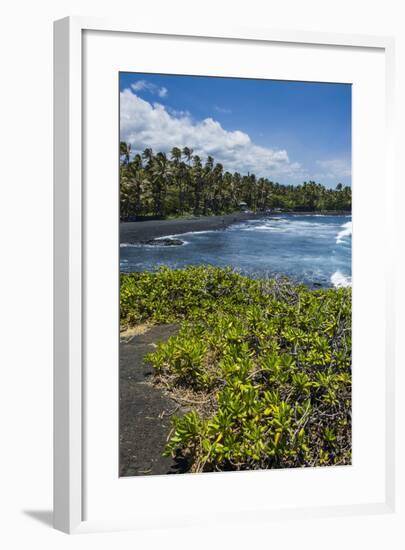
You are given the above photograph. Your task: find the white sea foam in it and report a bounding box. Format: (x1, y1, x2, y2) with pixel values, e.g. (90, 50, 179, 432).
(121, 215, 352, 288)
(336, 221, 352, 244)
(172, 230, 214, 237)
(155, 234, 177, 239)
(331, 270, 352, 288)
(235, 218, 332, 239)
(120, 239, 189, 247)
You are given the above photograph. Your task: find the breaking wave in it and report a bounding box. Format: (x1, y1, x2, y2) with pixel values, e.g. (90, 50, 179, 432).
(336, 221, 352, 244)
(331, 270, 352, 288)
(120, 214, 352, 287)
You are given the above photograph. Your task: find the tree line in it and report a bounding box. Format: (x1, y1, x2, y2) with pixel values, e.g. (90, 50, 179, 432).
(120, 142, 351, 220)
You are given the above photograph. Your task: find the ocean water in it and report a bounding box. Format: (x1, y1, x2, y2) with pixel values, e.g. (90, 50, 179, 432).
(120, 214, 352, 288)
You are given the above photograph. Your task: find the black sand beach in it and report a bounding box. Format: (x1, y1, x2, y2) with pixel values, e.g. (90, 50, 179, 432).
(120, 211, 350, 243)
(120, 212, 264, 243)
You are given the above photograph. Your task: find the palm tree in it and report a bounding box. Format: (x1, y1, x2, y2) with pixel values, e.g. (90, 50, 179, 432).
(182, 147, 194, 166)
(212, 163, 224, 213)
(150, 152, 171, 216)
(257, 178, 271, 210)
(191, 154, 203, 214)
(120, 141, 131, 165)
(171, 147, 184, 214)
(171, 147, 182, 163)
(182, 147, 194, 212)
(221, 172, 234, 212)
(142, 148, 153, 167)
(119, 145, 351, 219)
(127, 154, 145, 217)
(202, 156, 214, 214)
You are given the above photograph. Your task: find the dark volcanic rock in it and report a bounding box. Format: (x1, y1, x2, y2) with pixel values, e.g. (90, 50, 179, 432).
(143, 237, 184, 246)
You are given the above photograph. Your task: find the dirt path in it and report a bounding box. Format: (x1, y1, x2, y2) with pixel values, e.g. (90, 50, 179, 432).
(119, 324, 188, 476)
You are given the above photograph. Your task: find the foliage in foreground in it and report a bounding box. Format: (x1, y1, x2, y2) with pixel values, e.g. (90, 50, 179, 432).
(121, 266, 351, 472)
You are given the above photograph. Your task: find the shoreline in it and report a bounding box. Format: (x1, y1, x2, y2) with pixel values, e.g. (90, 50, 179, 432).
(120, 212, 263, 243)
(120, 211, 350, 243)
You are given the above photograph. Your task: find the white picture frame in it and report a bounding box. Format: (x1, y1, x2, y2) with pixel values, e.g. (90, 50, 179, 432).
(54, 16, 397, 535)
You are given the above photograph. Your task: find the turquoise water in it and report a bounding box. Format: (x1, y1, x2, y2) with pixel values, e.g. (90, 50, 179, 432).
(120, 214, 352, 288)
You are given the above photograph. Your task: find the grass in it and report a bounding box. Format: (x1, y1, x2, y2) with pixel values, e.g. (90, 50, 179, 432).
(120, 266, 351, 472)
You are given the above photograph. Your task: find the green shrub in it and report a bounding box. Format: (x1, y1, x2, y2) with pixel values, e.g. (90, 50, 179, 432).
(121, 266, 351, 472)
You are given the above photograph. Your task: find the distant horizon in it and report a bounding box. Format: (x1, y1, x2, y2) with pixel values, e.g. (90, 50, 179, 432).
(120, 72, 351, 189)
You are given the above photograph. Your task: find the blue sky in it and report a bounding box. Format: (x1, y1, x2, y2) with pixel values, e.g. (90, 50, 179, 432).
(120, 73, 351, 188)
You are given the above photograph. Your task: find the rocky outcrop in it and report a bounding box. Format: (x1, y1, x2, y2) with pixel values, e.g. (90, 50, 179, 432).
(142, 238, 184, 246)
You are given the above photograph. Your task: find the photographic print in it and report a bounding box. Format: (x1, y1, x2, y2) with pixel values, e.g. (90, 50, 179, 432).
(119, 73, 352, 476)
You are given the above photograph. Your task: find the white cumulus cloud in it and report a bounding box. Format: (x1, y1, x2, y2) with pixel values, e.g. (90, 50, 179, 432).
(131, 80, 168, 98)
(120, 88, 303, 181)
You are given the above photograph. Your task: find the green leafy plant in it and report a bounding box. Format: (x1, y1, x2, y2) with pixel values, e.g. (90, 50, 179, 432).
(121, 266, 352, 471)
